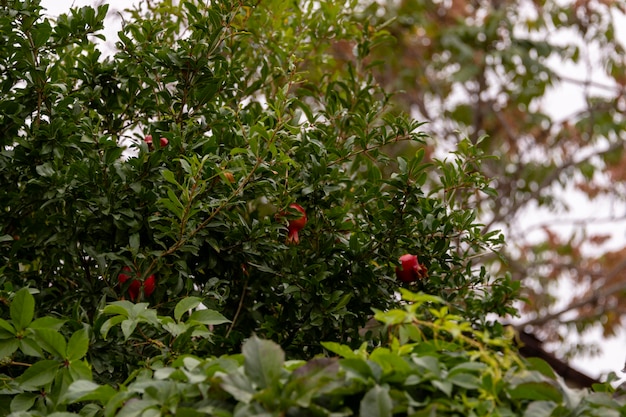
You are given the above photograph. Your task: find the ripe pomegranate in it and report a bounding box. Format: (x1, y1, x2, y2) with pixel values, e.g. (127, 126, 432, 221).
(118, 266, 156, 301)
(286, 203, 307, 244)
(395, 254, 427, 283)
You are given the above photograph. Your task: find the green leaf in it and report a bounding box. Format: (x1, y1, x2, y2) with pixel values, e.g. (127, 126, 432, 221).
(102, 301, 133, 317)
(508, 382, 563, 402)
(67, 328, 90, 361)
(162, 169, 179, 186)
(188, 309, 230, 326)
(522, 401, 558, 417)
(10, 393, 37, 413)
(29, 317, 66, 331)
(68, 359, 93, 381)
(129, 233, 140, 252)
(100, 315, 126, 339)
(340, 358, 376, 380)
(35, 162, 55, 177)
(525, 357, 557, 380)
(32, 20, 52, 48)
(0, 339, 19, 359)
(19, 338, 43, 357)
(63, 380, 116, 404)
(11, 288, 35, 331)
(321, 341, 360, 359)
(284, 358, 339, 407)
(16, 360, 60, 390)
(399, 289, 444, 304)
(219, 370, 255, 403)
(359, 385, 392, 417)
(121, 319, 138, 340)
(242, 335, 284, 389)
(447, 372, 480, 390)
(0, 234, 13, 243)
(432, 379, 453, 396)
(0, 318, 16, 338)
(174, 297, 203, 321)
(32, 328, 67, 358)
(448, 361, 487, 375)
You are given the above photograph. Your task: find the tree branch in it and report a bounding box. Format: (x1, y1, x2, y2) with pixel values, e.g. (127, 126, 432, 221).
(518, 256, 626, 327)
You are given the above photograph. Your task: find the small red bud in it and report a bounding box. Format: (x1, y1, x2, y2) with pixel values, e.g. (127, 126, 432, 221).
(159, 137, 169, 147)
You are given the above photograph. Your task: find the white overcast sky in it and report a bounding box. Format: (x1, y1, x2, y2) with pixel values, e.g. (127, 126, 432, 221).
(38, 0, 626, 382)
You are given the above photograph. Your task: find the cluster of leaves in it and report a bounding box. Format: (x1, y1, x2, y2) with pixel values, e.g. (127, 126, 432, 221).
(352, 0, 626, 356)
(1, 290, 624, 416)
(2, 0, 618, 415)
(0, 0, 515, 368)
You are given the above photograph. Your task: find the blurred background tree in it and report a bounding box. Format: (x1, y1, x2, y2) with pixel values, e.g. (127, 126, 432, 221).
(349, 0, 626, 369)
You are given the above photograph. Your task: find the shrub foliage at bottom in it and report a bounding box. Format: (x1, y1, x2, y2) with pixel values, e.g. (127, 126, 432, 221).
(1, 290, 624, 416)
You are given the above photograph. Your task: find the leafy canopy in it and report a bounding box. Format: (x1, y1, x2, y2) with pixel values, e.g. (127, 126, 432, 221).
(0, 0, 623, 416)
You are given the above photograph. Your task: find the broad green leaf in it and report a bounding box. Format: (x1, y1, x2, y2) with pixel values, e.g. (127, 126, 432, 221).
(399, 289, 444, 305)
(0, 318, 16, 339)
(321, 341, 360, 359)
(68, 360, 93, 382)
(369, 349, 411, 374)
(188, 309, 230, 326)
(31, 20, 52, 48)
(100, 315, 126, 339)
(508, 382, 563, 402)
(432, 379, 453, 397)
(174, 297, 203, 321)
(67, 328, 90, 361)
(121, 319, 138, 340)
(447, 372, 480, 390)
(35, 162, 55, 177)
(340, 358, 376, 380)
(161, 169, 179, 186)
(525, 357, 557, 380)
(162, 321, 190, 337)
(0, 339, 19, 359)
(16, 360, 60, 390)
(129, 233, 140, 252)
(33, 329, 67, 359)
(63, 380, 110, 404)
(412, 356, 441, 376)
(284, 358, 339, 407)
(372, 309, 408, 325)
(522, 401, 558, 417)
(448, 362, 487, 375)
(219, 370, 255, 403)
(359, 385, 392, 417)
(10, 392, 36, 413)
(29, 317, 66, 331)
(242, 335, 284, 389)
(11, 288, 34, 331)
(102, 301, 134, 317)
(19, 338, 44, 357)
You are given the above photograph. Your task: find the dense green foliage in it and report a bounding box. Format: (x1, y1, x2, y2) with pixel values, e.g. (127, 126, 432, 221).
(0, 0, 624, 415)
